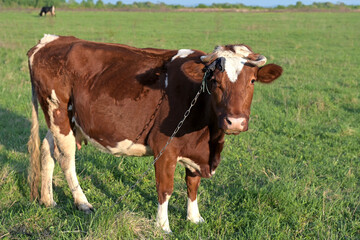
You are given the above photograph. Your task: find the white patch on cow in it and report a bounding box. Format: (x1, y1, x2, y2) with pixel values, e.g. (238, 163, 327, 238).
(212, 45, 253, 83)
(165, 73, 168, 88)
(107, 139, 153, 157)
(177, 156, 201, 173)
(233, 45, 252, 56)
(49, 89, 59, 105)
(29, 34, 59, 69)
(224, 57, 247, 83)
(156, 194, 172, 233)
(73, 120, 153, 157)
(187, 197, 205, 223)
(171, 49, 194, 62)
(47, 90, 92, 211)
(211, 170, 216, 176)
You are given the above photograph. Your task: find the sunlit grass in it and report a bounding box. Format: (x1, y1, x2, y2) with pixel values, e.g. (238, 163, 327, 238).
(0, 10, 359, 239)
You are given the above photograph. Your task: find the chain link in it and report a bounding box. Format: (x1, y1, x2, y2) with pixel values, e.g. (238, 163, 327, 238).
(114, 84, 204, 204)
(133, 91, 166, 144)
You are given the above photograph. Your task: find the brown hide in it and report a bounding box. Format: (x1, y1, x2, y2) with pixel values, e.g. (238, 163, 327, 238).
(29, 36, 178, 148)
(151, 53, 224, 180)
(28, 36, 283, 228)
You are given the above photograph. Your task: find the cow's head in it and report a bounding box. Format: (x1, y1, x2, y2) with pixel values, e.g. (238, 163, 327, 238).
(185, 45, 282, 135)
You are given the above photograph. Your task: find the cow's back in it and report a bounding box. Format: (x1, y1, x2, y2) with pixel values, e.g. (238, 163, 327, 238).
(28, 35, 179, 155)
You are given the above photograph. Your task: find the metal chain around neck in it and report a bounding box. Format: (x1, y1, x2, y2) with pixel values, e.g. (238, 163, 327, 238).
(133, 90, 166, 145)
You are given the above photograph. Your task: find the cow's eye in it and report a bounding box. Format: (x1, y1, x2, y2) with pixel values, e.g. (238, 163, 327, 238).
(250, 79, 256, 85)
(211, 77, 219, 85)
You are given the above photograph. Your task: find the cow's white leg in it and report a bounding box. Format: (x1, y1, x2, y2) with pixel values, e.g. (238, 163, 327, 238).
(185, 169, 205, 223)
(47, 90, 93, 213)
(154, 154, 176, 233)
(40, 130, 56, 207)
(187, 197, 205, 223)
(53, 129, 93, 213)
(156, 194, 171, 233)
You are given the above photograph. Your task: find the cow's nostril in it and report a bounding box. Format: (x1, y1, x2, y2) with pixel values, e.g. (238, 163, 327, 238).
(225, 118, 232, 125)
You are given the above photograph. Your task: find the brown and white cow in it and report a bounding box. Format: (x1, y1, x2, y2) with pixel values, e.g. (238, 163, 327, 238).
(27, 34, 282, 232)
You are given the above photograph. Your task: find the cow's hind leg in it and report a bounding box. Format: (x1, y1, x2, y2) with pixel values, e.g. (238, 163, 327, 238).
(185, 169, 205, 223)
(40, 130, 56, 207)
(47, 90, 93, 213)
(54, 130, 94, 213)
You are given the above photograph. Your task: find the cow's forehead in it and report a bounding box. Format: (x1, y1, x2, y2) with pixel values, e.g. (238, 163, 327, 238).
(213, 45, 254, 83)
(214, 44, 252, 58)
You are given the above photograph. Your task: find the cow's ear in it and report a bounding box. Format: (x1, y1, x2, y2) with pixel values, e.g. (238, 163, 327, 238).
(257, 64, 283, 84)
(181, 60, 205, 83)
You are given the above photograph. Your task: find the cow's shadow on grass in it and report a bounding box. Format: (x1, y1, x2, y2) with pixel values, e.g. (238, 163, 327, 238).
(0, 107, 33, 153)
(0, 108, 32, 198)
(343, 104, 360, 114)
(54, 145, 157, 214)
(75, 149, 157, 210)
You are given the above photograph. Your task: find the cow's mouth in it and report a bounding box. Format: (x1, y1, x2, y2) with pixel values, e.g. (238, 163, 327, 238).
(224, 129, 242, 135)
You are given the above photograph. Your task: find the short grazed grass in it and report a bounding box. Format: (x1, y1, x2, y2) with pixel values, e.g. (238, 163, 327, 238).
(0, 10, 359, 239)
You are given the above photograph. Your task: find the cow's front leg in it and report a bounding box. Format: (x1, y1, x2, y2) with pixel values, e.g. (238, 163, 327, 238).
(154, 156, 176, 233)
(185, 169, 205, 223)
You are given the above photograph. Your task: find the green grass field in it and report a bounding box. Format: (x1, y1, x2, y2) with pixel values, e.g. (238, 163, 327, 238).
(0, 10, 359, 239)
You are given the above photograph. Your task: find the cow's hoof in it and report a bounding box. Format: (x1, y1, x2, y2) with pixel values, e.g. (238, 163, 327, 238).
(188, 215, 205, 224)
(162, 226, 172, 234)
(156, 221, 172, 234)
(40, 199, 57, 208)
(76, 203, 94, 214)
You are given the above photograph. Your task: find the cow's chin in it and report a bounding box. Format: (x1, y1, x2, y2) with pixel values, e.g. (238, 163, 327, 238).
(224, 129, 242, 135)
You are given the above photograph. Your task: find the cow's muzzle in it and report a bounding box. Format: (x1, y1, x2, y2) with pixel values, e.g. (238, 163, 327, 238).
(223, 117, 248, 135)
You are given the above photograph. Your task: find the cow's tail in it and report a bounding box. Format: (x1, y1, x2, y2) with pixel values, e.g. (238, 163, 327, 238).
(28, 80, 41, 201)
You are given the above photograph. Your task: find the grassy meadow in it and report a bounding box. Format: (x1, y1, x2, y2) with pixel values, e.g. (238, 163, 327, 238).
(0, 9, 359, 239)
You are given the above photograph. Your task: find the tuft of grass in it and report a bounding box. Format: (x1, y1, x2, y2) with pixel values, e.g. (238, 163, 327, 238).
(85, 211, 166, 239)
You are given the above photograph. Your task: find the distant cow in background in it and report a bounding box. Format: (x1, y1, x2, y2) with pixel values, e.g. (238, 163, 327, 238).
(39, 6, 55, 16)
